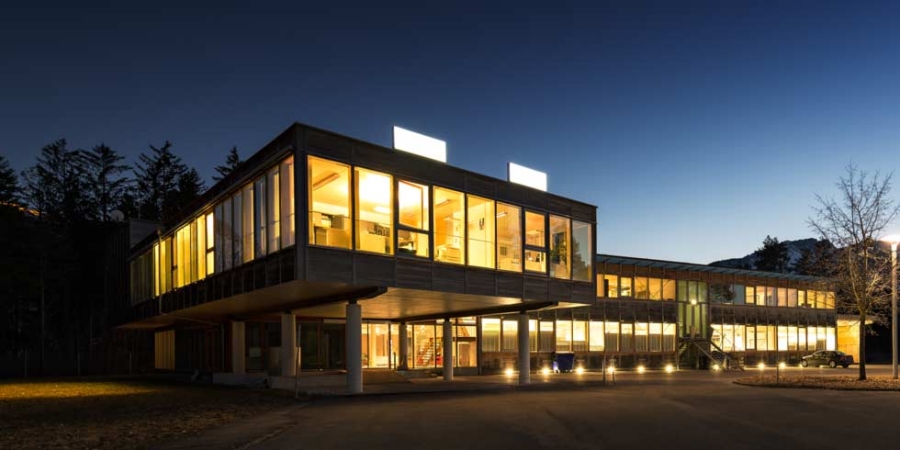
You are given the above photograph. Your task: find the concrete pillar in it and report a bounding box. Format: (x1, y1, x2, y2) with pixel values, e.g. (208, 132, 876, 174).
(231, 321, 245, 375)
(518, 312, 530, 385)
(281, 313, 297, 377)
(399, 322, 408, 370)
(443, 319, 454, 381)
(346, 302, 363, 394)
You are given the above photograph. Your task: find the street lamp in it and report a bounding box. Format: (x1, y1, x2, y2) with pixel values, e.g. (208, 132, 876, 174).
(881, 234, 900, 380)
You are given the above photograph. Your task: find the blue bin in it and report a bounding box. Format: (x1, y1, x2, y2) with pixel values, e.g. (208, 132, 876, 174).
(553, 352, 576, 373)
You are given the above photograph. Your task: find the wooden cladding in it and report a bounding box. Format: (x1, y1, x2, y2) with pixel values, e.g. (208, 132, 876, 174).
(305, 247, 595, 304)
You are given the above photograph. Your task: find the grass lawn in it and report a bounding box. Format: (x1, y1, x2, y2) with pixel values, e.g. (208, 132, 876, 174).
(0, 377, 299, 450)
(735, 374, 900, 390)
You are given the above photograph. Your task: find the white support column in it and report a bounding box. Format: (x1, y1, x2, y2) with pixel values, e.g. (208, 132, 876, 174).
(399, 322, 408, 370)
(518, 312, 530, 385)
(443, 319, 454, 381)
(281, 313, 297, 377)
(231, 321, 245, 375)
(346, 302, 363, 393)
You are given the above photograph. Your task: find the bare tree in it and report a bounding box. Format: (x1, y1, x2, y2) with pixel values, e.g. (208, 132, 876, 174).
(809, 164, 899, 380)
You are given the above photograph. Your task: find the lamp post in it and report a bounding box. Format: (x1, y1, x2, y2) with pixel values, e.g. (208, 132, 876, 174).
(881, 235, 900, 380)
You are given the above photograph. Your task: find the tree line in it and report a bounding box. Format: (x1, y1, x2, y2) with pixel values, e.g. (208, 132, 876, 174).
(0, 140, 241, 374)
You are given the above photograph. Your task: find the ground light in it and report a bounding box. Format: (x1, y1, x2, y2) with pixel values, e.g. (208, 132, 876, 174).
(637, 365, 646, 374)
(575, 366, 585, 375)
(505, 368, 514, 377)
(541, 367, 551, 376)
(778, 362, 787, 369)
(757, 362, 766, 370)
(665, 364, 674, 373)
(606, 365, 616, 374)
(712, 363, 721, 371)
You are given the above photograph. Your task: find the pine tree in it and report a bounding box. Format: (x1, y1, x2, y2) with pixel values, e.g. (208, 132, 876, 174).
(0, 154, 19, 206)
(754, 235, 790, 273)
(21, 139, 90, 222)
(165, 168, 206, 220)
(213, 146, 241, 182)
(133, 141, 186, 222)
(81, 144, 131, 221)
(793, 239, 836, 277)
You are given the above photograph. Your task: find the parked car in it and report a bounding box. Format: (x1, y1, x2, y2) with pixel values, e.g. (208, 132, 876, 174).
(800, 350, 853, 368)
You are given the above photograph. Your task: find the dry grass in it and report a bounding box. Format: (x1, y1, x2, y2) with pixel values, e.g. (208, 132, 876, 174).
(0, 378, 298, 450)
(735, 374, 900, 390)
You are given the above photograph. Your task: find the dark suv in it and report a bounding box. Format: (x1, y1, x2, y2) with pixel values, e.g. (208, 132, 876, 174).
(800, 350, 853, 368)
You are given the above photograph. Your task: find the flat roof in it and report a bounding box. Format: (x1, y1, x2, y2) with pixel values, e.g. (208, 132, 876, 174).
(596, 254, 828, 283)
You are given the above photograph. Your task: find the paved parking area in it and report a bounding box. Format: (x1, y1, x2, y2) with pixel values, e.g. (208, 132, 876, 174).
(154, 365, 900, 450)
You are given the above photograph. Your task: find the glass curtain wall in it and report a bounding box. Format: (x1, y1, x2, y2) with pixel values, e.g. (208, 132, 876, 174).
(434, 187, 464, 264)
(308, 156, 351, 249)
(397, 180, 430, 257)
(496, 203, 522, 272)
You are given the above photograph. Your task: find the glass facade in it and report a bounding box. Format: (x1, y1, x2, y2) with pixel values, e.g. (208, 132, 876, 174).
(129, 155, 295, 302)
(301, 154, 593, 276)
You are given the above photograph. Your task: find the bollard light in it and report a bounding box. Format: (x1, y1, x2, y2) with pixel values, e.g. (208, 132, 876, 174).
(712, 363, 721, 371)
(606, 365, 616, 374)
(665, 364, 674, 373)
(541, 367, 551, 376)
(505, 368, 514, 377)
(575, 366, 585, 375)
(637, 365, 646, 374)
(757, 362, 766, 370)
(778, 362, 787, 370)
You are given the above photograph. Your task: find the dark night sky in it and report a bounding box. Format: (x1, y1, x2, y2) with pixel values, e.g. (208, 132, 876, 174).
(3, 1, 899, 262)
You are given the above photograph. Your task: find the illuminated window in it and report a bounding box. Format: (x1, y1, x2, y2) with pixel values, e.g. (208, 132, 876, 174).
(825, 291, 835, 309)
(787, 288, 798, 307)
(502, 318, 518, 351)
(549, 215, 570, 279)
(496, 203, 522, 272)
(397, 180, 429, 258)
(620, 277, 632, 297)
(308, 157, 351, 249)
(254, 175, 267, 257)
(214, 203, 224, 273)
(524, 211, 546, 273)
(481, 318, 500, 352)
(153, 243, 160, 296)
(195, 215, 206, 280)
(798, 290, 808, 307)
(745, 286, 755, 306)
(573, 319, 587, 352)
(355, 167, 393, 255)
(467, 195, 495, 268)
(635, 277, 649, 299)
(648, 278, 662, 300)
(662, 279, 676, 301)
(649, 323, 662, 352)
(242, 184, 254, 262)
(571, 221, 592, 282)
(434, 187, 464, 264)
(634, 322, 648, 352)
(280, 156, 295, 248)
(604, 321, 619, 352)
(267, 166, 280, 253)
(539, 319, 554, 351)
(620, 323, 634, 352)
(589, 321, 604, 351)
(205, 212, 214, 275)
(778, 287, 787, 307)
(663, 323, 676, 351)
(555, 319, 572, 351)
(603, 275, 618, 298)
(766, 286, 776, 306)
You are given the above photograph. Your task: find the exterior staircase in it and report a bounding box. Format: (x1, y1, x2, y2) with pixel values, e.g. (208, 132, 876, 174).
(677, 337, 744, 371)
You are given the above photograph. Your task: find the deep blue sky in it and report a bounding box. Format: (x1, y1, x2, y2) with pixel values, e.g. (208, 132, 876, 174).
(3, 1, 899, 263)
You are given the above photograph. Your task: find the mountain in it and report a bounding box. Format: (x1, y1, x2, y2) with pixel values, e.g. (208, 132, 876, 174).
(709, 238, 819, 272)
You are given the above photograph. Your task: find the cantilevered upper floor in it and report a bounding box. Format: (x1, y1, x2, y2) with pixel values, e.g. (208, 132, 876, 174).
(125, 123, 597, 327)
